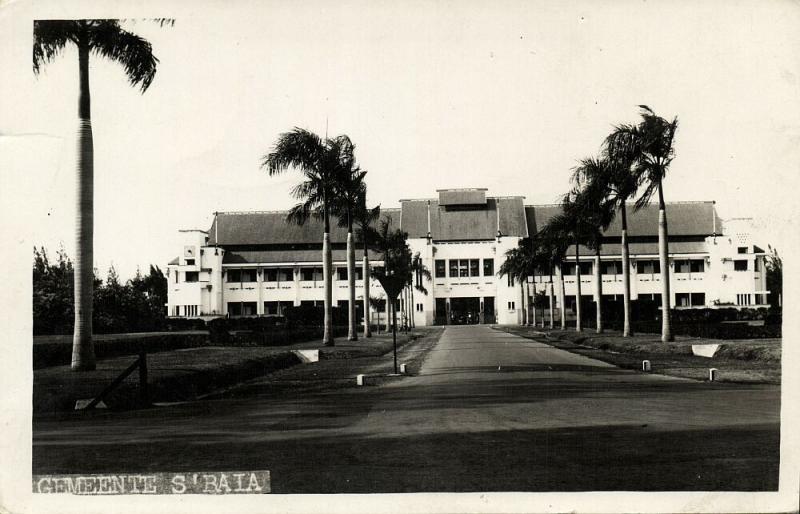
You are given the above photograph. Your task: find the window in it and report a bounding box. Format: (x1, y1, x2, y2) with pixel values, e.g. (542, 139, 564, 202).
(355, 267, 364, 280)
(470, 259, 479, 277)
(579, 261, 593, 275)
(601, 261, 623, 275)
(737, 246, 748, 254)
(638, 293, 662, 306)
(337, 267, 348, 281)
(227, 302, 241, 316)
(435, 259, 446, 278)
(734, 260, 748, 271)
(416, 303, 423, 312)
(241, 269, 257, 282)
(483, 258, 494, 276)
(174, 271, 178, 284)
(185, 259, 195, 266)
(676, 293, 690, 307)
(507, 274, 515, 287)
(449, 260, 459, 278)
(636, 260, 660, 274)
(690, 260, 705, 273)
(754, 258, 761, 272)
(691, 293, 705, 306)
(459, 259, 469, 277)
(301, 267, 319, 281)
(508, 301, 515, 310)
(241, 302, 257, 316)
(279, 268, 294, 282)
(226, 269, 241, 283)
(265, 269, 278, 282)
(264, 301, 279, 315)
(185, 271, 199, 282)
(562, 263, 575, 276)
(675, 260, 691, 273)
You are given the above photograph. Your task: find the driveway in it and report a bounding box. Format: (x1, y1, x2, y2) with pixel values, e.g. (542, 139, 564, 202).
(33, 325, 780, 492)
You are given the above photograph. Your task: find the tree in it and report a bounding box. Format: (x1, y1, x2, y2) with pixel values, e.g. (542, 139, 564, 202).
(370, 216, 413, 373)
(765, 245, 782, 310)
(499, 242, 534, 326)
(537, 219, 571, 330)
(353, 193, 381, 337)
(608, 105, 679, 342)
(33, 19, 170, 370)
(330, 152, 368, 341)
(542, 189, 594, 332)
(571, 158, 616, 334)
(592, 134, 642, 336)
(262, 129, 357, 346)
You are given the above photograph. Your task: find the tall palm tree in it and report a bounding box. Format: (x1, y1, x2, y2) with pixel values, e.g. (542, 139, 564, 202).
(263, 129, 356, 346)
(590, 135, 642, 337)
(330, 158, 368, 341)
(608, 106, 679, 342)
(499, 242, 534, 326)
(33, 19, 170, 371)
(544, 190, 593, 332)
(353, 193, 381, 337)
(571, 158, 616, 334)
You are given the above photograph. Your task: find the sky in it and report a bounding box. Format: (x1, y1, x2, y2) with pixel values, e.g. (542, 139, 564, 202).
(2, 0, 800, 280)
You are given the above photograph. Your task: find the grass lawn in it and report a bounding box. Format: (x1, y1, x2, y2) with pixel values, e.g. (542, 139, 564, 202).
(496, 325, 781, 384)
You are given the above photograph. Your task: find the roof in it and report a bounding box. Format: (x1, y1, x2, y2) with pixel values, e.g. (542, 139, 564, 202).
(224, 248, 384, 265)
(400, 197, 528, 240)
(526, 201, 723, 238)
(208, 208, 400, 246)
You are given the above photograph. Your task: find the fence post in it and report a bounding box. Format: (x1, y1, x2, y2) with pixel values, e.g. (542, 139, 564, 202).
(138, 350, 149, 407)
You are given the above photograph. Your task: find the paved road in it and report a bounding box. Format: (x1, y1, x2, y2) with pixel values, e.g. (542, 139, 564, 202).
(33, 325, 780, 492)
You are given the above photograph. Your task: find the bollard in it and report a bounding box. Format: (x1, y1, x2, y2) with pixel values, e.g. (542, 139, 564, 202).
(709, 368, 718, 382)
(642, 360, 651, 372)
(356, 374, 365, 386)
(400, 363, 407, 374)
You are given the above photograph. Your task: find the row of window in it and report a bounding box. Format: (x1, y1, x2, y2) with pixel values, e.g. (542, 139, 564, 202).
(434, 259, 494, 279)
(224, 267, 367, 284)
(231, 298, 398, 316)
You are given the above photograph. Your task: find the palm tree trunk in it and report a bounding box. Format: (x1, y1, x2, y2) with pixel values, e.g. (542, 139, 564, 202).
(548, 266, 555, 329)
(322, 200, 333, 346)
(621, 204, 633, 337)
(575, 241, 582, 332)
(658, 182, 673, 342)
(595, 245, 603, 334)
(557, 262, 566, 330)
(346, 222, 357, 341)
(72, 44, 96, 371)
(362, 243, 371, 337)
(410, 285, 416, 328)
(519, 280, 526, 326)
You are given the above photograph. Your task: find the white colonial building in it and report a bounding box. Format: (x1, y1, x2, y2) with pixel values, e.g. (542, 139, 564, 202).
(167, 188, 769, 326)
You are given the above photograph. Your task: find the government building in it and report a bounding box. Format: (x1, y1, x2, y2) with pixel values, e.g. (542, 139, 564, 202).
(167, 188, 769, 326)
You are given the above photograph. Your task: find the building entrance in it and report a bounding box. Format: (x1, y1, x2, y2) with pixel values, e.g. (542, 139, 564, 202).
(449, 297, 481, 325)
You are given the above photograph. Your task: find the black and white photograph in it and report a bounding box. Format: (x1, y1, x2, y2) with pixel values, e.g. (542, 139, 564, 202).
(1, 0, 798, 512)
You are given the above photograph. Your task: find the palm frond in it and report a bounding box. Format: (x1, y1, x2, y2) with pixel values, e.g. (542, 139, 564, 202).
(261, 128, 324, 177)
(33, 20, 80, 74)
(90, 20, 159, 91)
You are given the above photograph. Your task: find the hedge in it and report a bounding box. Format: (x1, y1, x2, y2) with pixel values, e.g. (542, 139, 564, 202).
(33, 333, 211, 369)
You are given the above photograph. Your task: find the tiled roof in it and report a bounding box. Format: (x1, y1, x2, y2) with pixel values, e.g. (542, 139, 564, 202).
(223, 248, 384, 264)
(168, 256, 179, 265)
(208, 208, 400, 246)
(527, 201, 722, 238)
(400, 197, 528, 241)
(438, 189, 487, 206)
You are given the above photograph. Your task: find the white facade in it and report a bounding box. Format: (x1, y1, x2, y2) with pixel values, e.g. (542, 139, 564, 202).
(167, 191, 769, 326)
